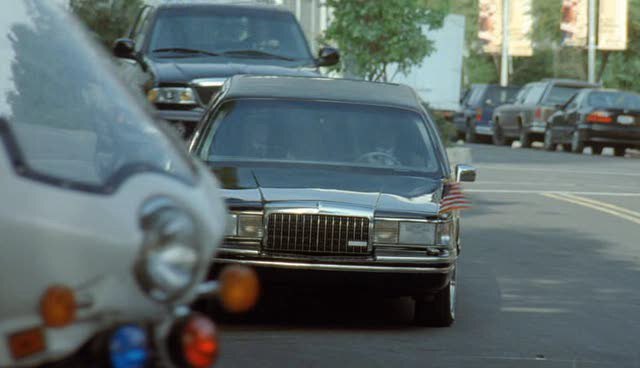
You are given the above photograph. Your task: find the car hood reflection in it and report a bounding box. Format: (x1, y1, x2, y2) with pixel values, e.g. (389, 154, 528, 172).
(211, 164, 442, 217)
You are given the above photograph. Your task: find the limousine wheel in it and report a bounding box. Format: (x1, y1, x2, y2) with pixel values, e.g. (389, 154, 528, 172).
(414, 271, 456, 327)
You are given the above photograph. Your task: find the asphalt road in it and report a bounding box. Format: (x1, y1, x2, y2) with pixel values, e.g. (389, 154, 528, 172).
(216, 143, 640, 368)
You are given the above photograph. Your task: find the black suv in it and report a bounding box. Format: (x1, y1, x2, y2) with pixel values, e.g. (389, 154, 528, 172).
(113, 2, 340, 138)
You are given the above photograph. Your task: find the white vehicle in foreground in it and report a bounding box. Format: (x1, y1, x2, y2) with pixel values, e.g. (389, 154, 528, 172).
(0, 2, 254, 368)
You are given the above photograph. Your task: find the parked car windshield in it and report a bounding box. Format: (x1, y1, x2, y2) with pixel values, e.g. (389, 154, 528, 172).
(0, 1, 195, 191)
(587, 91, 640, 110)
(148, 7, 313, 62)
(201, 99, 441, 174)
(542, 85, 583, 105)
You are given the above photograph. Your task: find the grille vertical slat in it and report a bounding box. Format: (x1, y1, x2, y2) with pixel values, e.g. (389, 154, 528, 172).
(266, 214, 369, 255)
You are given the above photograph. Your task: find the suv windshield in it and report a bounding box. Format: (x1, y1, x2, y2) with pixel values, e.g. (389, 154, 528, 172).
(588, 91, 640, 110)
(0, 1, 195, 191)
(200, 100, 440, 174)
(148, 7, 313, 62)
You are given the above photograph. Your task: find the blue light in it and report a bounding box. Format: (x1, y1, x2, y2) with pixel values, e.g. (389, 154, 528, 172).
(109, 325, 150, 368)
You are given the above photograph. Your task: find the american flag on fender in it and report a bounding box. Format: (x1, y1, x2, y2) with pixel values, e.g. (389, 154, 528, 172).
(439, 182, 471, 214)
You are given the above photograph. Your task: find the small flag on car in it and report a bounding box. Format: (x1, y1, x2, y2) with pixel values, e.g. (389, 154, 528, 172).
(439, 183, 471, 214)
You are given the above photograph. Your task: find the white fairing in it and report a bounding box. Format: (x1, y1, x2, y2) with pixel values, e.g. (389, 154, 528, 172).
(0, 148, 225, 367)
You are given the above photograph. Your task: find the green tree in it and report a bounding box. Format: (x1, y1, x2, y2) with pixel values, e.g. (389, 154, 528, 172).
(70, 0, 143, 47)
(323, 0, 448, 81)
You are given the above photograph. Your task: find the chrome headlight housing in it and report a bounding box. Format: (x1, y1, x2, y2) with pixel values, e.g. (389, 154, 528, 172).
(147, 87, 197, 105)
(225, 213, 263, 239)
(135, 198, 202, 302)
(374, 219, 454, 247)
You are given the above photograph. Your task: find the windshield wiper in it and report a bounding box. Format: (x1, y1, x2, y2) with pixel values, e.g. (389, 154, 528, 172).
(221, 49, 295, 61)
(152, 48, 220, 57)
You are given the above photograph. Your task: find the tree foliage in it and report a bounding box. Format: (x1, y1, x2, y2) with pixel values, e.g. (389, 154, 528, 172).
(70, 0, 143, 47)
(323, 0, 448, 81)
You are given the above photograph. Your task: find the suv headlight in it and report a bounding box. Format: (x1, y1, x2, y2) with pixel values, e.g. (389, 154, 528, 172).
(147, 87, 197, 105)
(374, 219, 454, 247)
(135, 198, 201, 302)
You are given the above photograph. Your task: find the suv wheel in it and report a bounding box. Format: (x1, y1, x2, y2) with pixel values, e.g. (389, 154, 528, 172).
(414, 270, 456, 327)
(465, 122, 478, 143)
(614, 146, 626, 157)
(543, 129, 557, 151)
(519, 125, 532, 148)
(571, 130, 585, 154)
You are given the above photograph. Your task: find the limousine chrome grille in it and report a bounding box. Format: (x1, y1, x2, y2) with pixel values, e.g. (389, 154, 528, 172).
(265, 213, 370, 256)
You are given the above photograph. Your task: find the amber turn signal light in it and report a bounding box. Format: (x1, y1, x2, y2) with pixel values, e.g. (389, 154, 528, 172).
(9, 328, 46, 360)
(219, 265, 260, 314)
(40, 285, 76, 327)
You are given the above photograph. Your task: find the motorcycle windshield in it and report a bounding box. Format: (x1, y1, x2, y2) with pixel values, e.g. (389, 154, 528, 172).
(0, 1, 196, 193)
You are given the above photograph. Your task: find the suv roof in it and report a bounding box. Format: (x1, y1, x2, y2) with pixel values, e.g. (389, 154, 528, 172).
(224, 76, 424, 111)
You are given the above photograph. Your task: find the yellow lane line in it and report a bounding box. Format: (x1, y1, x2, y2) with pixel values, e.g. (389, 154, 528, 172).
(560, 193, 640, 219)
(542, 193, 640, 225)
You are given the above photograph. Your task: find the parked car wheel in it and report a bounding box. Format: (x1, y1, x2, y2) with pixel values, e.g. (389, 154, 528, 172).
(414, 270, 456, 327)
(465, 122, 478, 143)
(614, 146, 627, 157)
(492, 122, 509, 146)
(543, 129, 557, 151)
(571, 130, 585, 154)
(519, 125, 532, 148)
(591, 144, 603, 155)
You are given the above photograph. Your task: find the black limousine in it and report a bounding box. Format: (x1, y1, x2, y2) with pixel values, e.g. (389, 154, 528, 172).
(190, 76, 476, 326)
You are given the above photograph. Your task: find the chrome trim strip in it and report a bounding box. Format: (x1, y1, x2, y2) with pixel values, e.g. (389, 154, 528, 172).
(376, 255, 455, 264)
(191, 78, 227, 87)
(213, 257, 454, 273)
(375, 217, 448, 223)
(374, 243, 431, 250)
(218, 248, 261, 256)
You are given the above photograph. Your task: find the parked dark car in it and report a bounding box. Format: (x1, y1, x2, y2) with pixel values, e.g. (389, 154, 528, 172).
(113, 2, 339, 138)
(492, 79, 599, 147)
(544, 88, 640, 156)
(453, 84, 520, 143)
(189, 76, 476, 327)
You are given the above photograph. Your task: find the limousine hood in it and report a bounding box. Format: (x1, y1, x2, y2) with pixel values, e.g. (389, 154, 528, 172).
(212, 164, 443, 217)
(152, 59, 319, 84)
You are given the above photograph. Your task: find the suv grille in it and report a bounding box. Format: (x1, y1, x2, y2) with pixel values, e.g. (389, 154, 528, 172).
(265, 214, 370, 256)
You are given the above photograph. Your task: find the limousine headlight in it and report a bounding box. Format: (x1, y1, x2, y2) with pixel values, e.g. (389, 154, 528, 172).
(225, 213, 263, 239)
(374, 220, 453, 247)
(136, 198, 201, 302)
(147, 87, 197, 105)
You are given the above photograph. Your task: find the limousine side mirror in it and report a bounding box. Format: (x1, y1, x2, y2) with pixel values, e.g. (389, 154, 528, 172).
(113, 38, 136, 59)
(317, 46, 340, 67)
(456, 164, 477, 182)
